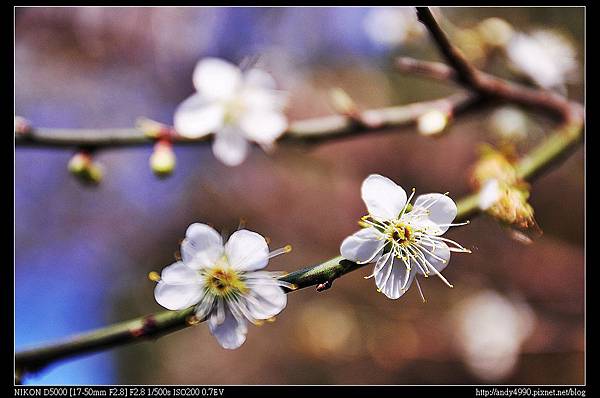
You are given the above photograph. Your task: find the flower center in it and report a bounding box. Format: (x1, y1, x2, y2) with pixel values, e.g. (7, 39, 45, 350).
(387, 222, 415, 247)
(204, 264, 248, 297)
(223, 96, 247, 124)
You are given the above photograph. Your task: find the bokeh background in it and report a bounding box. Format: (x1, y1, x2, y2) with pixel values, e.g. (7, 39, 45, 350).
(15, 7, 584, 385)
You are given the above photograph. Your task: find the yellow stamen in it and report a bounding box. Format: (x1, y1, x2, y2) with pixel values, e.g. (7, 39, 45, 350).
(186, 315, 201, 325)
(148, 271, 161, 282)
(204, 264, 248, 297)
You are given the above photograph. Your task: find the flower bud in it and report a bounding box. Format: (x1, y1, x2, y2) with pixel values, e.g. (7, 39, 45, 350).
(488, 106, 528, 142)
(417, 109, 449, 136)
(477, 17, 514, 48)
(330, 87, 358, 117)
(14, 116, 31, 135)
(486, 184, 536, 230)
(470, 146, 518, 189)
(454, 28, 487, 64)
(137, 117, 171, 139)
(68, 152, 103, 185)
(150, 140, 176, 177)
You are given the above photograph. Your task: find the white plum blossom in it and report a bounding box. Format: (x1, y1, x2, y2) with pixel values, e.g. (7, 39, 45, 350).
(154, 223, 292, 349)
(363, 7, 425, 47)
(340, 174, 470, 300)
(174, 58, 288, 166)
(506, 30, 579, 91)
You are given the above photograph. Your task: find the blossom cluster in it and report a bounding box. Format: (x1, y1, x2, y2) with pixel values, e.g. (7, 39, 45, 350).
(153, 175, 470, 348)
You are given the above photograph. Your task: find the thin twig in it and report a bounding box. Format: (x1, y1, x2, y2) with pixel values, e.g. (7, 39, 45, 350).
(416, 7, 479, 87)
(14, 94, 477, 149)
(396, 56, 583, 125)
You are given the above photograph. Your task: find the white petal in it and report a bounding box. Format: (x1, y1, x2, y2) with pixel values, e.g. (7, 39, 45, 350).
(181, 223, 224, 269)
(154, 281, 204, 310)
(373, 250, 392, 275)
(245, 281, 287, 320)
(212, 127, 250, 167)
(340, 227, 385, 263)
(193, 58, 242, 101)
(208, 305, 248, 349)
(239, 110, 287, 144)
(375, 257, 416, 299)
(240, 87, 287, 112)
(225, 229, 269, 271)
(412, 193, 457, 235)
(416, 241, 450, 275)
(174, 94, 225, 139)
(244, 68, 277, 90)
(160, 261, 201, 284)
(361, 174, 407, 220)
(195, 294, 216, 321)
(478, 179, 501, 210)
(374, 252, 393, 289)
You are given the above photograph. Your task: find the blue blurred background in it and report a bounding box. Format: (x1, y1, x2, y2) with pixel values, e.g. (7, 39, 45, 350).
(15, 7, 584, 385)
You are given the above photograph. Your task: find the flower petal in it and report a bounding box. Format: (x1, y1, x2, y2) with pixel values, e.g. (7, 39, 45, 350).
(225, 229, 269, 271)
(154, 281, 204, 310)
(412, 193, 457, 235)
(181, 223, 224, 269)
(416, 241, 450, 276)
(212, 127, 250, 167)
(238, 110, 287, 144)
(160, 261, 201, 284)
(361, 174, 407, 220)
(244, 68, 277, 90)
(478, 179, 501, 210)
(245, 281, 287, 320)
(208, 305, 248, 349)
(340, 227, 385, 263)
(240, 87, 287, 112)
(174, 94, 225, 139)
(193, 58, 242, 101)
(375, 257, 416, 299)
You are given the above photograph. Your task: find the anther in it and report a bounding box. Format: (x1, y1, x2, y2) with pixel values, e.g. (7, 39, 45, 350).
(186, 315, 201, 326)
(269, 245, 292, 259)
(148, 271, 161, 282)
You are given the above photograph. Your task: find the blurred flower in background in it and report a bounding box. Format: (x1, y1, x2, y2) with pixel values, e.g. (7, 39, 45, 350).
(506, 29, 579, 92)
(174, 58, 288, 166)
(452, 290, 535, 381)
(362, 7, 425, 48)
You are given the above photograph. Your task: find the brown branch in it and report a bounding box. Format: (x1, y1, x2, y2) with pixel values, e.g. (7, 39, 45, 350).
(411, 8, 583, 125)
(14, 94, 478, 150)
(416, 7, 479, 88)
(411, 6, 584, 187)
